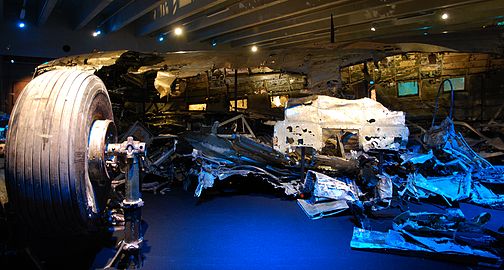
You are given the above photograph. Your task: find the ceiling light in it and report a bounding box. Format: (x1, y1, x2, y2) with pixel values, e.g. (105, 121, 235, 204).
(370, 27, 376, 32)
(423, 32, 428, 35)
(251, 45, 258, 53)
(211, 40, 217, 47)
(174, 27, 183, 36)
(158, 36, 164, 42)
(17, 22, 25, 28)
(92, 30, 101, 37)
(10, 59, 14, 64)
(442, 31, 448, 34)
(441, 13, 449, 20)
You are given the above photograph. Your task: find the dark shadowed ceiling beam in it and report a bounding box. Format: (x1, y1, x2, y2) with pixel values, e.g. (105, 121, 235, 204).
(187, 0, 354, 42)
(212, 0, 405, 45)
(37, 0, 58, 25)
(101, 0, 164, 33)
(74, 0, 114, 30)
(263, 9, 504, 50)
(182, 0, 287, 35)
(229, 0, 493, 47)
(136, 0, 229, 36)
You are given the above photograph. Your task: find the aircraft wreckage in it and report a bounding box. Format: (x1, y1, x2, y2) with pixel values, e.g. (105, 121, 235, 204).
(2, 47, 503, 267)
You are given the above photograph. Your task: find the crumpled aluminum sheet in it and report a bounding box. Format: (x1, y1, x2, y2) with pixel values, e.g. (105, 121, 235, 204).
(274, 95, 409, 153)
(351, 227, 502, 267)
(392, 209, 466, 233)
(397, 117, 504, 208)
(154, 71, 177, 98)
(188, 132, 303, 197)
(297, 199, 349, 220)
(297, 170, 358, 219)
(305, 170, 357, 201)
(424, 118, 493, 171)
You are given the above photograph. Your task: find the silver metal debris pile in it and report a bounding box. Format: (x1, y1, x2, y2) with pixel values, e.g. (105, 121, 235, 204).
(351, 209, 503, 267)
(120, 94, 503, 266)
(185, 132, 302, 197)
(398, 117, 504, 208)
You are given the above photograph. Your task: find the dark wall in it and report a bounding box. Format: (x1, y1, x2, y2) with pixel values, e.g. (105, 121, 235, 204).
(0, 55, 52, 113)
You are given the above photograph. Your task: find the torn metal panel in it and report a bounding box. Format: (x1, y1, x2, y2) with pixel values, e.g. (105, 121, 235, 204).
(154, 71, 177, 98)
(297, 170, 358, 220)
(351, 228, 502, 267)
(400, 150, 434, 165)
(424, 118, 492, 172)
(274, 95, 409, 153)
(473, 166, 504, 184)
(391, 209, 499, 250)
(187, 133, 302, 197)
(297, 199, 349, 220)
(413, 173, 472, 202)
(375, 174, 393, 202)
(36, 50, 130, 73)
(392, 209, 466, 233)
(453, 120, 504, 151)
(470, 181, 504, 208)
(303, 170, 357, 201)
(399, 173, 472, 203)
(274, 121, 322, 151)
(310, 154, 359, 173)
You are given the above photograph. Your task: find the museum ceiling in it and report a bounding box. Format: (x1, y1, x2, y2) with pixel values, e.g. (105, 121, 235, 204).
(0, 0, 503, 56)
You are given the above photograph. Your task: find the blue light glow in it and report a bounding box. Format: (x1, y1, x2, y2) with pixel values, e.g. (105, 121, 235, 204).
(158, 36, 164, 42)
(18, 22, 25, 28)
(416, 26, 432, 30)
(398, 81, 419, 96)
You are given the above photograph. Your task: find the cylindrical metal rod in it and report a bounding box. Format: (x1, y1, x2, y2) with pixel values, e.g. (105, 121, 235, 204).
(125, 155, 140, 203)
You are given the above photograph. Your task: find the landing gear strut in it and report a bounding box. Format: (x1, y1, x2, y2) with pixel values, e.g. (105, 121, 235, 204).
(104, 137, 146, 269)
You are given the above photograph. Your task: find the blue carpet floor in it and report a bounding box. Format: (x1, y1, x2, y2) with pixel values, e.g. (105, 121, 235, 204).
(91, 188, 503, 270)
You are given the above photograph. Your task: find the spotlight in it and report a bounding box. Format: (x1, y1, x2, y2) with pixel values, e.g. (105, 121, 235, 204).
(18, 22, 25, 28)
(92, 30, 101, 37)
(10, 59, 14, 64)
(442, 31, 448, 34)
(158, 36, 165, 42)
(251, 45, 258, 53)
(370, 26, 376, 32)
(211, 40, 217, 47)
(441, 13, 449, 20)
(174, 27, 183, 36)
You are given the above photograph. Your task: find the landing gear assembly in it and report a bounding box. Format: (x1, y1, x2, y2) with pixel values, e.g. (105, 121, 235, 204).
(4, 70, 146, 268)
